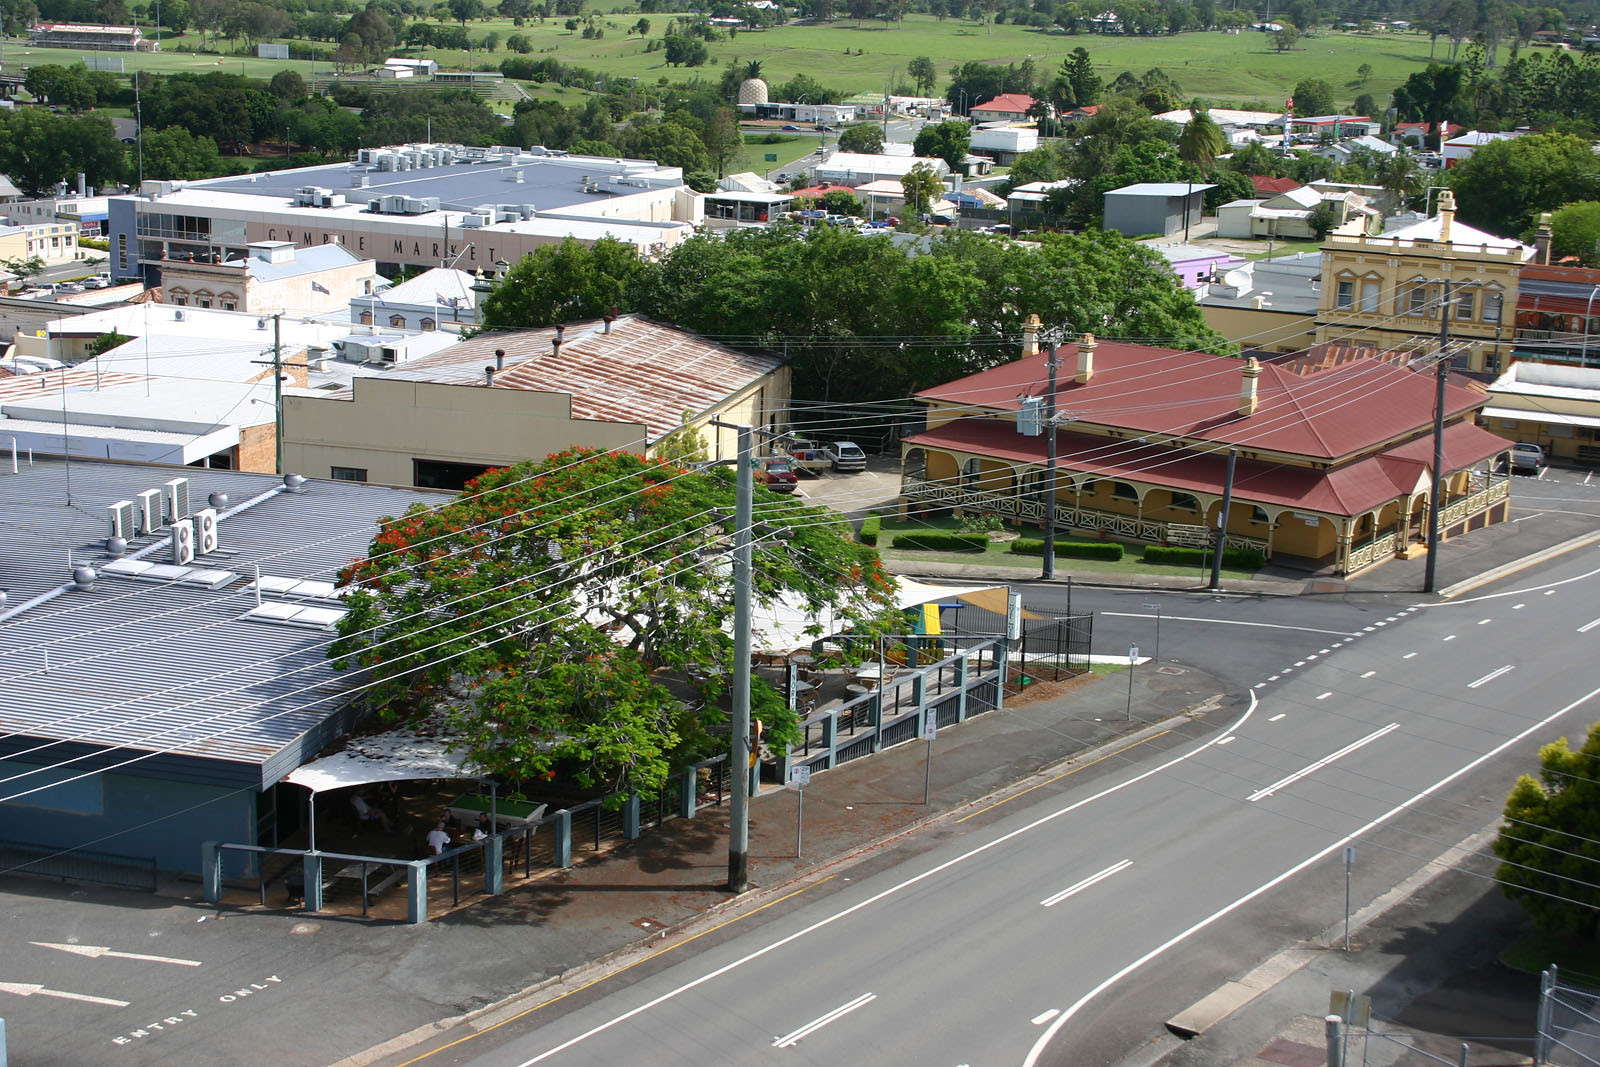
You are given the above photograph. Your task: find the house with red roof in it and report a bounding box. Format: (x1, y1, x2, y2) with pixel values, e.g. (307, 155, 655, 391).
(898, 319, 1513, 575)
(1249, 175, 1301, 196)
(970, 93, 1037, 123)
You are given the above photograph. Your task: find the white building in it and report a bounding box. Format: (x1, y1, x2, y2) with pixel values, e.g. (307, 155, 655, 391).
(813, 151, 950, 187)
(1443, 130, 1523, 168)
(968, 127, 1038, 165)
(351, 267, 480, 331)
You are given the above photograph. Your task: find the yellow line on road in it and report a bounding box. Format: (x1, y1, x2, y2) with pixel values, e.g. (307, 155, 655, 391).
(391, 877, 833, 1066)
(955, 732, 1171, 823)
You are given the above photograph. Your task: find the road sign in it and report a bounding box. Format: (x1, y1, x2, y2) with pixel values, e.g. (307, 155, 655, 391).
(1130, 645, 1139, 661)
(923, 717, 938, 741)
(1166, 523, 1209, 546)
(765, 153, 778, 161)
(790, 764, 811, 786)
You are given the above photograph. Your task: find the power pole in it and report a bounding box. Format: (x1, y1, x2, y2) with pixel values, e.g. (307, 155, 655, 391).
(1042, 340, 1060, 580)
(1209, 448, 1236, 590)
(272, 314, 284, 474)
(1424, 281, 1451, 594)
(727, 421, 755, 893)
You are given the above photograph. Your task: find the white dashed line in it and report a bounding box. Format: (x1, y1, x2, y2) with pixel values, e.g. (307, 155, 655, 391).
(1268, 675, 1280, 681)
(1478, 619, 1492, 626)
(1217, 736, 1236, 746)
(1319, 648, 1331, 655)
(1361, 671, 1376, 678)
(1513, 604, 1525, 610)
(1316, 692, 1332, 700)
(1294, 661, 1306, 667)
(1444, 635, 1457, 642)
(1403, 652, 1417, 659)
(1468, 665, 1515, 689)
(1578, 618, 1600, 634)
(1268, 713, 1287, 722)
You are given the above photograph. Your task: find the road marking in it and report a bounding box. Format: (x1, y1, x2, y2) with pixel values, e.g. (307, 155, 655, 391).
(1361, 671, 1376, 679)
(1306, 655, 1319, 661)
(1588, 471, 1594, 486)
(29, 942, 202, 967)
(1478, 619, 1492, 626)
(1098, 612, 1356, 637)
(1041, 860, 1134, 907)
(1024, 682, 1600, 1067)
(1444, 635, 1456, 642)
(0, 981, 129, 1007)
(1547, 590, 1557, 595)
(1513, 604, 1525, 610)
(508, 696, 1259, 1067)
(1254, 683, 1266, 689)
(1268, 713, 1286, 722)
(1363, 626, 1376, 632)
(773, 992, 876, 1048)
(1468, 665, 1515, 689)
(1217, 735, 1236, 745)
(1374, 621, 1387, 627)
(1032, 1009, 1060, 1025)
(1579, 618, 1600, 634)
(1316, 692, 1332, 700)
(1512, 513, 1545, 523)
(1246, 723, 1400, 802)
(1319, 648, 1331, 655)
(1403, 652, 1417, 659)
(1294, 661, 1306, 667)
(1268, 675, 1280, 682)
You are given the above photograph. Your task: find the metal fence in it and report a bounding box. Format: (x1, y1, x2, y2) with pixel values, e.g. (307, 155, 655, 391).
(1015, 614, 1094, 684)
(1539, 966, 1600, 1066)
(0, 837, 157, 892)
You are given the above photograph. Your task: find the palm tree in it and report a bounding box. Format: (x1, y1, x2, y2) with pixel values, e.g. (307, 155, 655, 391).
(1178, 101, 1226, 241)
(1376, 152, 1419, 214)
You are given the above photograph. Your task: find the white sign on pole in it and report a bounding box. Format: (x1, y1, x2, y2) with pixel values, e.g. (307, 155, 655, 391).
(790, 764, 811, 786)
(923, 717, 938, 741)
(1006, 591, 1023, 640)
(1129, 645, 1139, 662)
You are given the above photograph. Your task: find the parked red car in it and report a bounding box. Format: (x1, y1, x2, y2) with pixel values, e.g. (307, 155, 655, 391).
(758, 457, 799, 493)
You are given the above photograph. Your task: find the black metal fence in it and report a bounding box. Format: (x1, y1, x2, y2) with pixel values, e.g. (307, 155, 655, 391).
(1016, 614, 1094, 683)
(0, 838, 157, 892)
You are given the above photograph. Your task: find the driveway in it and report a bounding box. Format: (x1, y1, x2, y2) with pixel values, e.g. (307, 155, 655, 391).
(791, 455, 902, 518)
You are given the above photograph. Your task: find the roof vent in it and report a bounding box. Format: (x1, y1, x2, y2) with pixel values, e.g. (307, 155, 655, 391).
(485, 366, 496, 387)
(105, 536, 127, 558)
(495, 348, 505, 370)
(208, 490, 229, 510)
(283, 473, 307, 493)
(72, 564, 97, 591)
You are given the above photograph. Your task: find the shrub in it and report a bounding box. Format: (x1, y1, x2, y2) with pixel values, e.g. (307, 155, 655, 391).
(858, 514, 881, 546)
(1009, 539, 1124, 560)
(890, 532, 987, 551)
(1141, 545, 1266, 569)
(954, 508, 1003, 535)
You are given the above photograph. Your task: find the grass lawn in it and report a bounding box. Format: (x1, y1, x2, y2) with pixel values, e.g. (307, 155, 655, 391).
(1245, 237, 1326, 261)
(877, 515, 1259, 580)
(740, 131, 824, 174)
(71, 21, 1443, 115)
(1501, 929, 1600, 981)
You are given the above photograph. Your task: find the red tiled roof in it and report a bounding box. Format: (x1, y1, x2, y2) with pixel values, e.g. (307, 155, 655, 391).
(972, 93, 1037, 114)
(902, 418, 1507, 518)
(1250, 175, 1301, 195)
(789, 183, 851, 198)
(912, 341, 1489, 462)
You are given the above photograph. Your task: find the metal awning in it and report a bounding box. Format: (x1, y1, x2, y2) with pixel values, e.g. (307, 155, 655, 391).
(1482, 405, 1600, 430)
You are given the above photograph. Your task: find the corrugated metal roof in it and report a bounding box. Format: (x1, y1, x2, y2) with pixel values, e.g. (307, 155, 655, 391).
(374, 316, 784, 441)
(0, 459, 446, 788)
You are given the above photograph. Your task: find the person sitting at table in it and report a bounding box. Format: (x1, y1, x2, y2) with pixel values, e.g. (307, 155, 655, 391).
(350, 793, 392, 833)
(426, 820, 452, 855)
(472, 813, 491, 842)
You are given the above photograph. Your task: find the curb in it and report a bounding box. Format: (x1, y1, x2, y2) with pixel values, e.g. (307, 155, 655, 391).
(1438, 529, 1600, 599)
(884, 561, 1302, 598)
(338, 695, 1231, 1067)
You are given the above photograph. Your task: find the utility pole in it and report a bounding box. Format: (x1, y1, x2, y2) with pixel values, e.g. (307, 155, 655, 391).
(718, 420, 754, 894)
(1042, 340, 1060, 580)
(1209, 448, 1236, 590)
(1424, 280, 1451, 594)
(273, 314, 284, 475)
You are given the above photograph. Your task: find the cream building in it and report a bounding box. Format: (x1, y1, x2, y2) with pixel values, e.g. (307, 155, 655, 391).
(156, 241, 379, 314)
(1314, 191, 1531, 374)
(282, 316, 791, 489)
(0, 219, 81, 265)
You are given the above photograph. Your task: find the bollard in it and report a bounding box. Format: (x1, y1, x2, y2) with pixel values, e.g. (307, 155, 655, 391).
(679, 768, 697, 819)
(301, 853, 324, 913)
(406, 861, 427, 924)
(483, 835, 504, 896)
(622, 793, 641, 839)
(1326, 1014, 1344, 1067)
(201, 842, 222, 904)
(553, 809, 573, 868)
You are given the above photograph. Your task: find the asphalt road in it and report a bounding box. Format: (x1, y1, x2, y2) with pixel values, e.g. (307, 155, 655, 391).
(415, 546, 1600, 1067)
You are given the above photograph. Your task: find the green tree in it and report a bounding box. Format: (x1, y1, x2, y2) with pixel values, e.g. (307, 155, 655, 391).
(913, 120, 970, 171)
(1545, 201, 1600, 265)
(1451, 132, 1600, 237)
(819, 189, 862, 215)
(1058, 47, 1101, 108)
(331, 448, 895, 792)
(1290, 77, 1336, 118)
(1354, 62, 1374, 88)
(1177, 103, 1226, 241)
(139, 126, 225, 181)
(1273, 22, 1299, 52)
(837, 123, 884, 154)
(1492, 722, 1600, 936)
(702, 107, 742, 177)
(907, 55, 937, 96)
(480, 236, 643, 329)
(901, 161, 945, 216)
(268, 70, 308, 103)
(625, 120, 711, 171)
(24, 65, 95, 112)
(0, 109, 124, 195)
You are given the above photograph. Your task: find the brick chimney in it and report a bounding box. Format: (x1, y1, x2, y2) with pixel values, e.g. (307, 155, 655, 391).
(1022, 313, 1041, 358)
(1239, 356, 1261, 416)
(1076, 332, 1097, 384)
(1534, 212, 1553, 265)
(1437, 188, 1456, 244)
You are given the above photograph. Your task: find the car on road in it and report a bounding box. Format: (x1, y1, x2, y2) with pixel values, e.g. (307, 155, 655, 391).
(757, 457, 799, 493)
(774, 172, 792, 183)
(823, 441, 867, 473)
(1508, 442, 1547, 473)
(781, 124, 802, 131)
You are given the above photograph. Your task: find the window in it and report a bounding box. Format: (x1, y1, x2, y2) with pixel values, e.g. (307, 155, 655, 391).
(420, 317, 436, 331)
(1111, 481, 1138, 502)
(1169, 492, 1200, 511)
(961, 457, 982, 486)
(1251, 506, 1270, 524)
(198, 299, 212, 309)
(1360, 280, 1379, 313)
(331, 466, 368, 482)
(221, 301, 235, 311)
(359, 311, 373, 325)
(173, 296, 187, 306)
(1482, 290, 1503, 323)
(1335, 280, 1354, 310)
(1407, 285, 1428, 315)
(1454, 290, 1474, 321)
(390, 314, 407, 328)
(414, 458, 493, 491)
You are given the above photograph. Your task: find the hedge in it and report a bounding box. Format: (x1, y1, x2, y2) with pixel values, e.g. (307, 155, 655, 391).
(890, 532, 988, 552)
(858, 514, 881, 546)
(1142, 545, 1267, 569)
(1009, 538, 1124, 560)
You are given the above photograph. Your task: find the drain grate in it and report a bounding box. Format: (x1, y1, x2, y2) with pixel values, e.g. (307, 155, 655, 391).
(1157, 666, 1187, 675)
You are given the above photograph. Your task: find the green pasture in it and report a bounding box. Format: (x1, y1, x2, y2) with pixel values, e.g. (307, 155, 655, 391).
(7, 20, 1444, 113)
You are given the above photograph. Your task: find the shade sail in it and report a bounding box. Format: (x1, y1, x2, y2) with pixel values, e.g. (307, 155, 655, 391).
(285, 730, 478, 793)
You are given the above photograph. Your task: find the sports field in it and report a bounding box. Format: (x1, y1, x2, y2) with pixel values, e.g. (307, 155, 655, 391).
(6, 19, 1445, 111)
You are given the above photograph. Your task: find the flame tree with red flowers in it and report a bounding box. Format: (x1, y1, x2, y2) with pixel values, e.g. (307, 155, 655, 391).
(332, 448, 897, 795)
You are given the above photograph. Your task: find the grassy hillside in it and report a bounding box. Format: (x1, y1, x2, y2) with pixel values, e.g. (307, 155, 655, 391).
(18, 19, 1444, 113)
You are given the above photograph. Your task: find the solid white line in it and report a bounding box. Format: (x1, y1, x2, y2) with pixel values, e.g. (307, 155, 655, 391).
(1023, 681, 1600, 1067)
(1440, 563, 1600, 605)
(510, 693, 1261, 1065)
(1579, 618, 1600, 634)
(1268, 713, 1286, 722)
(1360, 671, 1377, 679)
(1467, 665, 1515, 689)
(772, 992, 876, 1048)
(1403, 652, 1417, 659)
(1098, 612, 1356, 637)
(1031, 1009, 1060, 1026)
(1217, 735, 1236, 745)
(1041, 859, 1133, 907)
(1246, 723, 1399, 803)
